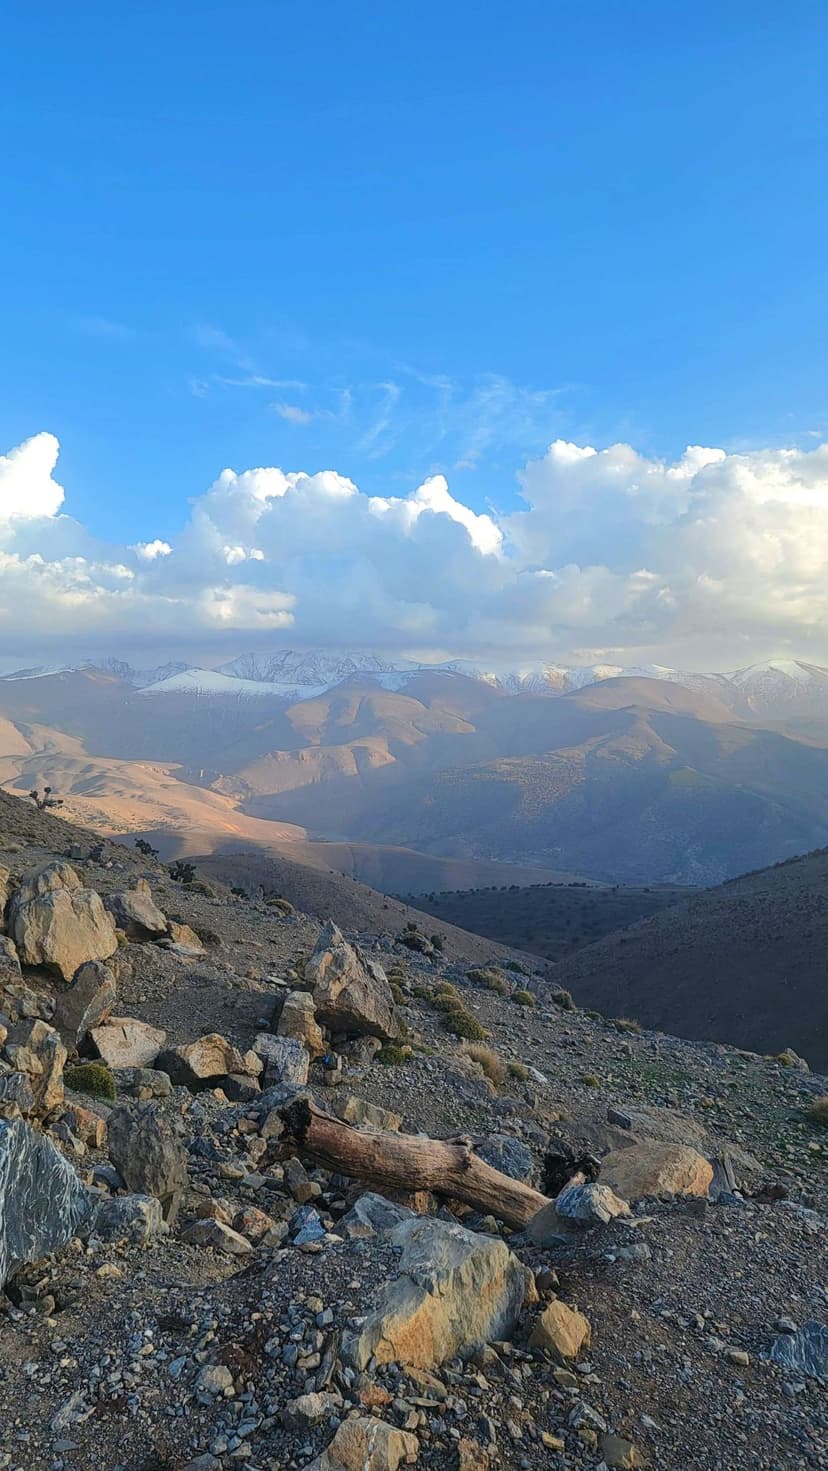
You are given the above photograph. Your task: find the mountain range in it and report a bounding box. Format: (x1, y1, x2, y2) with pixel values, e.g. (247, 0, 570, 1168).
(3, 651, 828, 889)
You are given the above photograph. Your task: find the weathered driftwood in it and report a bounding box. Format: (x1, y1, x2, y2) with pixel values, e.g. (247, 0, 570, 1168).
(275, 1097, 551, 1229)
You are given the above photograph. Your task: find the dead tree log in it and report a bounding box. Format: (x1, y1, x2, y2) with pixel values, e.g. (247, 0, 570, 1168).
(275, 1097, 551, 1229)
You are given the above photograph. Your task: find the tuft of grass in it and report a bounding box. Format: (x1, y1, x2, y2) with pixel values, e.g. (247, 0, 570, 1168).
(550, 987, 575, 1011)
(65, 1061, 116, 1101)
(503, 960, 527, 974)
(464, 1042, 506, 1087)
(511, 989, 536, 1008)
(445, 1007, 488, 1041)
(806, 1094, 828, 1127)
(611, 1016, 642, 1034)
(467, 967, 508, 995)
(580, 1072, 600, 1088)
(507, 1060, 529, 1082)
(430, 984, 463, 1012)
(389, 982, 405, 1005)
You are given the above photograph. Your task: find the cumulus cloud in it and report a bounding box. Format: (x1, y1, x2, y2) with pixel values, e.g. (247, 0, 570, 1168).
(5, 430, 828, 668)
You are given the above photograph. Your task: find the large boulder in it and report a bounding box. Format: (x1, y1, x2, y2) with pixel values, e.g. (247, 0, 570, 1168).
(527, 1181, 631, 1243)
(156, 1033, 250, 1090)
(305, 921, 401, 1041)
(53, 960, 117, 1048)
(305, 1418, 419, 1471)
(0, 1117, 93, 1286)
(0, 863, 10, 923)
(600, 1142, 713, 1201)
(91, 1016, 166, 1068)
(342, 1215, 533, 1370)
(3, 1018, 66, 1114)
(277, 990, 326, 1057)
(104, 880, 167, 940)
(10, 863, 117, 981)
(107, 1101, 188, 1222)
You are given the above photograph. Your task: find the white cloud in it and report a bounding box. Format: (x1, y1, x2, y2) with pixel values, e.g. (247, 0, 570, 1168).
(0, 433, 65, 524)
(134, 539, 172, 561)
(273, 402, 313, 425)
(7, 431, 828, 668)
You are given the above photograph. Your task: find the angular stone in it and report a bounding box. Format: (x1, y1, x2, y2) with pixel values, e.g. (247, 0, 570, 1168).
(474, 1134, 533, 1181)
(12, 884, 118, 981)
(770, 1321, 828, 1383)
(343, 1215, 532, 1370)
(11, 860, 83, 907)
(527, 1182, 630, 1243)
(164, 920, 206, 956)
(107, 1101, 188, 1221)
(339, 1193, 414, 1240)
(90, 1193, 165, 1244)
(599, 1433, 644, 1469)
(104, 879, 167, 940)
(112, 1065, 171, 1099)
(0, 1117, 93, 1286)
(254, 1033, 309, 1086)
(155, 1033, 249, 1089)
(305, 921, 401, 1041)
(277, 990, 326, 1057)
(52, 960, 117, 1048)
(4, 1018, 66, 1114)
(91, 1016, 166, 1069)
(0, 863, 10, 920)
(529, 1299, 592, 1358)
(334, 1095, 402, 1132)
(0, 934, 21, 984)
(0, 1071, 36, 1115)
(305, 1417, 419, 1471)
(601, 1142, 713, 1200)
(182, 1218, 253, 1254)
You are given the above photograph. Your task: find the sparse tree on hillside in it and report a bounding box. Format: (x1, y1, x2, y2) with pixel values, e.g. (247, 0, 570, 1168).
(29, 786, 63, 811)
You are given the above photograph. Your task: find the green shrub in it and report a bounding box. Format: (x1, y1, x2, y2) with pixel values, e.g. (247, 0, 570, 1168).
(65, 1062, 116, 1101)
(445, 1008, 487, 1041)
(390, 982, 405, 1005)
(169, 860, 196, 884)
(550, 988, 575, 1010)
(504, 960, 527, 974)
(376, 1044, 412, 1066)
(507, 1061, 529, 1081)
(511, 989, 536, 1008)
(580, 1072, 600, 1088)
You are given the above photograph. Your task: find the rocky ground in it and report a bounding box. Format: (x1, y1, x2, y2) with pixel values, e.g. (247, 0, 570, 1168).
(0, 792, 826, 1471)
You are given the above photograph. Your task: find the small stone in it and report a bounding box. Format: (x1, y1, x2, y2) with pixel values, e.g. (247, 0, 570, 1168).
(599, 1433, 644, 1469)
(529, 1299, 591, 1359)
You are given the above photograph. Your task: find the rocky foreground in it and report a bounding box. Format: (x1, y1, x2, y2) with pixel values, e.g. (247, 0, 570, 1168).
(0, 802, 826, 1471)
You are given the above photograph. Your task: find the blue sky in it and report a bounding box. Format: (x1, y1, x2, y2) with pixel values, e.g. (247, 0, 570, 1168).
(2, 3, 828, 667)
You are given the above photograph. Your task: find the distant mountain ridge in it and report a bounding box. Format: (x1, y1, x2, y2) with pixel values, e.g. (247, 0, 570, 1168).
(6, 650, 828, 722)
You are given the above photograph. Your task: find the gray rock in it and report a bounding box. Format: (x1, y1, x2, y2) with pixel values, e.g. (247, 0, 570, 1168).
(254, 1034, 309, 1087)
(107, 1101, 189, 1222)
(0, 1117, 93, 1286)
(770, 1321, 828, 1383)
(0, 934, 22, 984)
(339, 1192, 414, 1240)
(104, 879, 167, 940)
(474, 1134, 533, 1181)
(305, 920, 401, 1041)
(90, 1193, 165, 1243)
(52, 960, 117, 1048)
(156, 1033, 249, 1090)
(91, 1015, 166, 1068)
(0, 1071, 37, 1115)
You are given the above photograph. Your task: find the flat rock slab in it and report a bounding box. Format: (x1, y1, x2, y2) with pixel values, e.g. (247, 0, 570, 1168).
(0, 1117, 93, 1286)
(91, 1016, 166, 1069)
